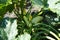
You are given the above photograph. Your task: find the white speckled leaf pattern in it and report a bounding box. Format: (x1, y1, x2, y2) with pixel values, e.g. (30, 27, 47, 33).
(18, 32, 31, 40)
(48, 0, 60, 16)
(4, 19, 18, 40)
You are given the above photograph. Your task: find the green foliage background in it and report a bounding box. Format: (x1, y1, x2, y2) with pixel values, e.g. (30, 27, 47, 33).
(0, 0, 60, 40)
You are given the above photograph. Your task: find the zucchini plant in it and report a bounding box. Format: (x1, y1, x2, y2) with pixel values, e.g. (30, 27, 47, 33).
(0, 0, 60, 40)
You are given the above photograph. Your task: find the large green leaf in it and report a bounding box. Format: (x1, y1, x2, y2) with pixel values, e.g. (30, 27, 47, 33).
(31, 0, 48, 9)
(0, 0, 12, 17)
(0, 0, 12, 9)
(0, 28, 7, 40)
(23, 16, 30, 26)
(0, 0, 7, 4)
(32, 16, 43, 24)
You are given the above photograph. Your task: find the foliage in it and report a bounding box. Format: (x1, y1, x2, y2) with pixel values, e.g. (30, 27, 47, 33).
(0, 0, 60, 40)
(48, 0, 60, 16)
